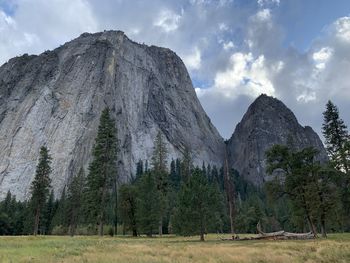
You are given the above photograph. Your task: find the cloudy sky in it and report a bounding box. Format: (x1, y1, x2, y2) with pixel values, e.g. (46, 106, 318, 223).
(0, 0, 350, 139)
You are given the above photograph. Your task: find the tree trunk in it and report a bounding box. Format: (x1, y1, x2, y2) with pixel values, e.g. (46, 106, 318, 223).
(159, 218, 163, 236)
(320, 214, 327, 238)
(200, 231, 205, 241)
(33, 207, 40, 236)
(114, 180, 118, 236)
(98, 217, 104, 236)
(306, 213, 318, 238)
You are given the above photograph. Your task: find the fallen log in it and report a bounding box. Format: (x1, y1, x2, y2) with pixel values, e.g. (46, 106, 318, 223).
(221, 222, 315, 241)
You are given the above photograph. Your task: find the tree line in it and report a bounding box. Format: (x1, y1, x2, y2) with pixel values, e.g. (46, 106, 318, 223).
(0, 101, 349, 240)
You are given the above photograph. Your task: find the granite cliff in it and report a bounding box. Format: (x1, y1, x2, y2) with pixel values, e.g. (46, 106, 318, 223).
(0, 30, 224, 200)
(0, 31, 328, 200)
(227, 94, 328, 186)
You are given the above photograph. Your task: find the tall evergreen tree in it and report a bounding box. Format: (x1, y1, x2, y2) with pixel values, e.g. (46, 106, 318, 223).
(322, 101, 350, 229)
(66, 168, 85, 236)
(119, 184, 138, 236)
(266, 145, 338, 237)
(173, 168, 223, 241)
(30, 146, 52, 235)
(322, 100, 349, 172)
(136, 172, 161, 236)
(41, 190, 55, 234)
(170, 159, 181, 190)
(84, 108, 118, 236)
(151, 131, 168, 236)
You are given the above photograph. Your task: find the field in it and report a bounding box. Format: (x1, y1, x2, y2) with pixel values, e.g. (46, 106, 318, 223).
(0, 234, 349, 263)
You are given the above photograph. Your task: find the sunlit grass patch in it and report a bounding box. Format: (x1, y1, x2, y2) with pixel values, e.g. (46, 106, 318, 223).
(0, 233, 349, 263)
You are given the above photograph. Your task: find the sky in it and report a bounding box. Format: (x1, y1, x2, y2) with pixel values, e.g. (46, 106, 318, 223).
(0, 0, 350, 139)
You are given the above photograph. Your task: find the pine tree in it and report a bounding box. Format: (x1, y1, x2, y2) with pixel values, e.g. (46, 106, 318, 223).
(136, 172, 161, 236)
(30, 146, 52, 235)
(119, 184, 138, 236)
(151, 131, 168, 236)
(322, 100, 349, 172)
(66, 168, 85, 236)
(170, 159, 181, 190)
(84, 108, 118, 236)
(266, 145, 338, 237)
(322, 101, 350, 228)
(173, 168, 223, 241)
(41, 190, 55, 234)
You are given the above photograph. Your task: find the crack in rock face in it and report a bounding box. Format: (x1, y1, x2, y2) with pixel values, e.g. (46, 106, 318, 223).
(0, 30, 225, 200)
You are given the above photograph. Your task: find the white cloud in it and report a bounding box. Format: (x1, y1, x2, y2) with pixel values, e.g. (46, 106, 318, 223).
(255, 8, 271, 21)
(219, 22, 229, 31)
(153, 9, 182, 33)
(257, 0, 280, 7)
(0, 0, 98, 65)
(199, 52, 275, 101)
(223, 41, 234, 50)
(333, 16, 350, 42)
(312, 47, 333, 70)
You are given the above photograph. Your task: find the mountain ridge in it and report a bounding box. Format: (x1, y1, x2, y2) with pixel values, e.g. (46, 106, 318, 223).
(227, 94, 328, 185)
(0, 31, 327, 199)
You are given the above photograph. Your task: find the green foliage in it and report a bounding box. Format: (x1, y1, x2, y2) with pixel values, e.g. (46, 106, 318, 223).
(30, 146, 52, 235)
(173, 168, 224, 241)
(322, 100, 350, 172)
(118, 184, 138, 236)
(265, 145, 340, 237)
(136, 172, 162, 236)
(66, 168, 85, 236)
(40, 190, 56, 234)
(83, 108, 118, 236)
(322, 100, 350, 230)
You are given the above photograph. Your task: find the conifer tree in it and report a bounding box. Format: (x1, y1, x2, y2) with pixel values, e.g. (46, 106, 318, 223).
(84, 108, 118, 236)
(30, 146, 52, 235)
(119, 184, 138, 236)
(266, 145, 338, 237)
(170, 159, 181, 190)
(322, 101, 350, 227)
(322, 100, 349, 172)
(136, 172, 161, 236)
(151, 131, 168, 235)
(66, 168, 85, 236)
(173, 168, 223, 241)
(41, 190, 55, 234)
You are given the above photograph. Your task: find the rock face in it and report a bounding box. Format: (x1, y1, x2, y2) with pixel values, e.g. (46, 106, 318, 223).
(0, 30, 224, 200)
(227, 94, 328, 186)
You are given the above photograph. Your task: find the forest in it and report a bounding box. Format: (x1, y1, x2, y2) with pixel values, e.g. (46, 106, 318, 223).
(0, 100, 349, 241)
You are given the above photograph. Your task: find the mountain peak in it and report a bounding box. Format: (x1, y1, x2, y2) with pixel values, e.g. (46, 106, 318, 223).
(227, 95, 327, 185)
(0, 30, 224, 200)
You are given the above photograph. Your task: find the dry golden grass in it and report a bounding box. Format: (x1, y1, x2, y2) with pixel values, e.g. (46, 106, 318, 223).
(0, 233, 349, 263)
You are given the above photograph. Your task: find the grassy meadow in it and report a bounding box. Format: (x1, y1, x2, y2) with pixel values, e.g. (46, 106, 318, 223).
(0, 233, 349, 263)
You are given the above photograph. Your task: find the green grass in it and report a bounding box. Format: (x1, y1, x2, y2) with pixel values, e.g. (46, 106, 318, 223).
(0, 233, 349, 263)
